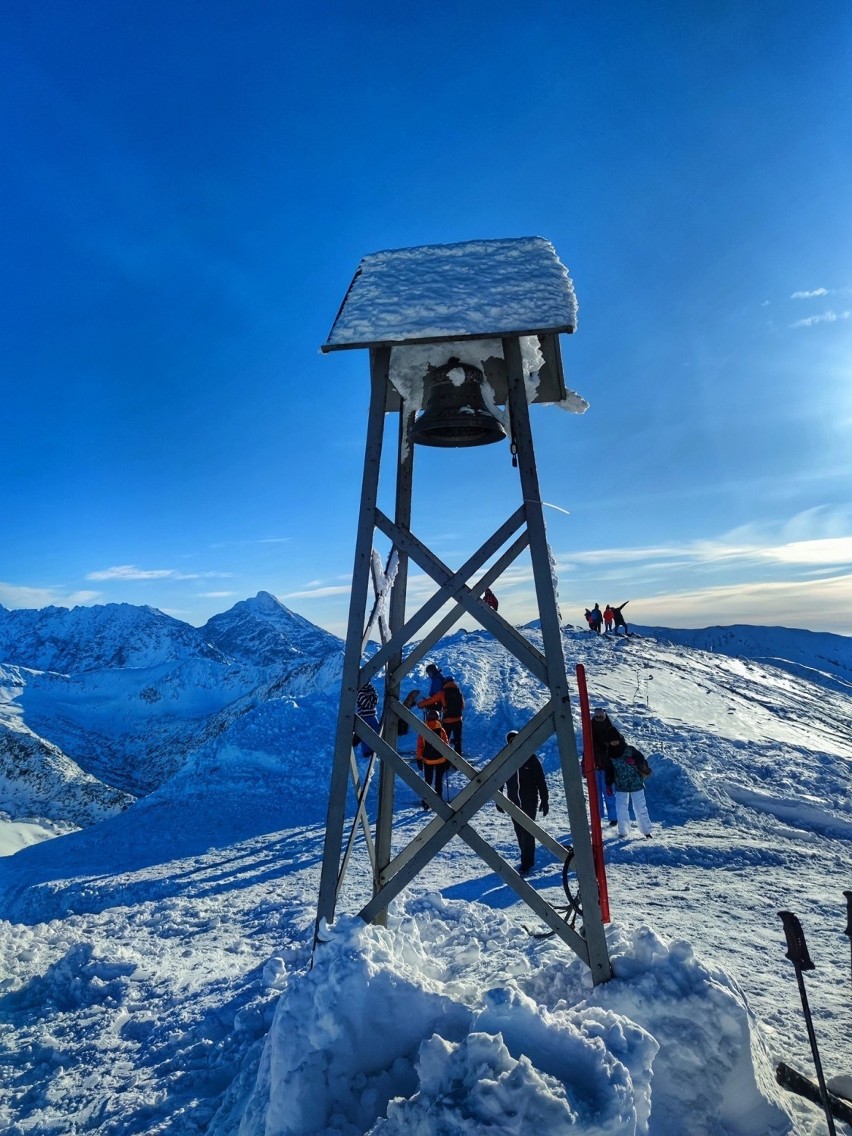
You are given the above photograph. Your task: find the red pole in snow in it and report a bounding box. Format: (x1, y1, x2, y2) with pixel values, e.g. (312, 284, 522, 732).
(575, 663, 610, 922)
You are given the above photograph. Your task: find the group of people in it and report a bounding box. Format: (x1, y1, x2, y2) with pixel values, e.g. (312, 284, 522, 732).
(355, 664, 652, 868)
(413, 663, 465, 807)
(496, 707, 652, 875)
(584, 601, 630, 636)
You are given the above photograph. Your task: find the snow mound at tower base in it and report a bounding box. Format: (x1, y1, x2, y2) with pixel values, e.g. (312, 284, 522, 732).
(239, 896, 790, 1136)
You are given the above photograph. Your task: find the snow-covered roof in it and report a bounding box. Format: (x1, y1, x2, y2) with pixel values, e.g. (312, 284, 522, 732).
(322, 236, 578, 351)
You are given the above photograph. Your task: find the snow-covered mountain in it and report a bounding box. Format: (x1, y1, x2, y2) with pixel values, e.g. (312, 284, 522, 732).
(202, 590, 342, 667)
(1, 609, 850, 1135)
(0, 662, 133, 832)
(0, 593, 343, 807)
(0, 601, 228, 673)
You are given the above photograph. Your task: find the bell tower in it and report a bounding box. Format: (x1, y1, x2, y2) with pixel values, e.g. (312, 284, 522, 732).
(314, 237, 611, 984)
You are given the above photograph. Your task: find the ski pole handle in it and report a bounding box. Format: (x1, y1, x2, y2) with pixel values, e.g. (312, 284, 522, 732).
(844, 891, 852, 941)
(779, 911, 815, 972)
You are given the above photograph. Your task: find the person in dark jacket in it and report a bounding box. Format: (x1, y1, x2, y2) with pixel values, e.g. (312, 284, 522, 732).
(424, 663, 446, 697)
(590, 603, 603, 633)
(418, 674, 465, 754)
(501, 730, 549, 875)
(483, 587, 499, 611)
(610, 601, 630, 635)
(604, 732, 652, 838)
(590, 708, 619, 825)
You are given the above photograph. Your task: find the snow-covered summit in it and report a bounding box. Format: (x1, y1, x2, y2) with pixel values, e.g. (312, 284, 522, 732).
(0, 602, 227, 675)
(202, 591, 342, 668)
(636, 623, 852, 695)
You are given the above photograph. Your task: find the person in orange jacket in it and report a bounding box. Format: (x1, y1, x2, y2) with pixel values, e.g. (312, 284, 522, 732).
(418, 674, 465, 754)
(603, 605, 614, 633)
(416, 708, 450, 808)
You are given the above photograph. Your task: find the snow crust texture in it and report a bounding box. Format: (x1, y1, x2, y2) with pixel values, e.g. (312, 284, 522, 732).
(325, 237, 578, 347)
(242, 903, 787, 1136)
(0, 602, 850, 1135)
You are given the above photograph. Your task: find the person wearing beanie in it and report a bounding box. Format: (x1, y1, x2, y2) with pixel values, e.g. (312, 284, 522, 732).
(603, 730, 653, 838)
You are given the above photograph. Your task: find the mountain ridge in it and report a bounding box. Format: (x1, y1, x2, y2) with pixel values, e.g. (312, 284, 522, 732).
(2, 600, 851, 847)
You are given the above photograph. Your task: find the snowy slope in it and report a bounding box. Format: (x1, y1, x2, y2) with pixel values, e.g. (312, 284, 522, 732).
(636, 623, 852, 697)
(0, 612, 850, 1135)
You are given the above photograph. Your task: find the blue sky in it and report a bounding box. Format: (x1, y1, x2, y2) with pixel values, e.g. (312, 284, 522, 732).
(2, 1, 851, 636)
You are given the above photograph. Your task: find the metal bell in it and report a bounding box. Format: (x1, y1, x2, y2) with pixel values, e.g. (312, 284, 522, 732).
(412, 359, 506, 448)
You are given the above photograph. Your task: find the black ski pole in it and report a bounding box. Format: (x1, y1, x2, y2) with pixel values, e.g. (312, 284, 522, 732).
(844, 891, 852, 995)
(778, 911, 837, 1136)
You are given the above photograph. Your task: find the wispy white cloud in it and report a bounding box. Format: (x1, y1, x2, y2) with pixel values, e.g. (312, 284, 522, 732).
(283, 584, 352, 600)
(199, 591, 237, 599)
(209, 538, 291, 549)
(790, 309, 850, 329)
(0, 583, 101, 609)
(762, 536, 852, 564)
(86, 565, 233, 581)
(636, 574, 852, 634)
(557, 508, 852, 578)
(791, 288, 828, 299)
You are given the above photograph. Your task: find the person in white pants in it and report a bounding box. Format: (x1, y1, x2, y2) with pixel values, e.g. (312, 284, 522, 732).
(604, 733, 653, 838)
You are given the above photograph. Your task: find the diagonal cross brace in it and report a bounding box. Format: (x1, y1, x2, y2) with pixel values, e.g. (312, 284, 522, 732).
(363, 509, 547, 686)
(352, 704, 555, 896)
(391, 528, 532, 685)
(338, 751, 377, 887)
(393, 699, 570, 864)
(351, 716, 589, 961)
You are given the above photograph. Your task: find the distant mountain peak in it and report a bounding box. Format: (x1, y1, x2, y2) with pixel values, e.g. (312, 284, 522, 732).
(246, 590, 289, 611)
(202, 593, 341, 668)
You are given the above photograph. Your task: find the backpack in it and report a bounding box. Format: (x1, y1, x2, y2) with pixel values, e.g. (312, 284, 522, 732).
(442, 680, 464, 718)
(634, 750, 652, 778)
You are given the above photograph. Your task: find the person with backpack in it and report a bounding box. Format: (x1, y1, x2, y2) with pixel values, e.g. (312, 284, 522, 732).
(498, 731, 549, 875)
(418, 673, 465, 754)
(354, 681, 380, 758)
(590, 603, 603, 633)
(483, 587, 499, 611)
(416, 708, 450, 807)
(611, 601, 630, 635)
(603, 730, 653, 838)
(590, 708, 619, 826)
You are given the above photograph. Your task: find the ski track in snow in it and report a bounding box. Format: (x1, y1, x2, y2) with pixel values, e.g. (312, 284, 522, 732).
(0, 613, 851, 1135)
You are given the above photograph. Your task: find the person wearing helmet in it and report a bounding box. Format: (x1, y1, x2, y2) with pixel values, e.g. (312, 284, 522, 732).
(416, 708, 450, 809)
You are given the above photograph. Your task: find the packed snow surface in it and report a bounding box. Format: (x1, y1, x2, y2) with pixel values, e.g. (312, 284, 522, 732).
(324, 237, 578, 347)
(1, 599, 850, 1135)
